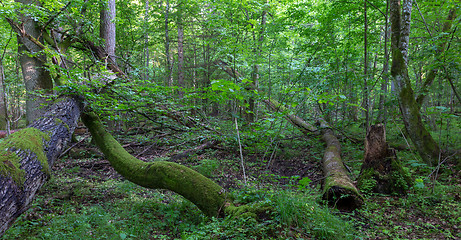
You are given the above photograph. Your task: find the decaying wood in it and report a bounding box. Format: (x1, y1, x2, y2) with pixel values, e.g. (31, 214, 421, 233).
(319, 119, 363, 210)
(0, 97, 82, 236)
(357, 124, 412, 194)
(218, 60, 362, 209)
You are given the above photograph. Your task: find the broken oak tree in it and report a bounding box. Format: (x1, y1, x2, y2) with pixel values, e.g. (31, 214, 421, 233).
(357, 124, 412, 194)
(0, 97, 266, 237)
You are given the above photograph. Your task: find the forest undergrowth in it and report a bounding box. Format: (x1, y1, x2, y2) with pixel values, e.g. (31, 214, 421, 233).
(1, 119, 460, 240)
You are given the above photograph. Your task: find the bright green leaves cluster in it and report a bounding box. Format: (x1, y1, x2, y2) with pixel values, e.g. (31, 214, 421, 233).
(210, 79, 244, 102)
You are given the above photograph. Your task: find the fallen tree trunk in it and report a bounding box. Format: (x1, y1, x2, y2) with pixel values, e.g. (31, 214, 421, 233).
(0, 97, 82, 236)
(318, 120, 363, 210)
(81, 112, 232, 217)
(218, 60, 362, 209)
(82, 112, 268, 218)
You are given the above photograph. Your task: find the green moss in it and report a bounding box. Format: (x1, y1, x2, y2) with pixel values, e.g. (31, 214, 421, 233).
(54, 118, 70, 131)
(389, 158, 413, 194)
(0, 128, 51, 186)
(358, 157, 413, 195)
(81, 112, 231, 217)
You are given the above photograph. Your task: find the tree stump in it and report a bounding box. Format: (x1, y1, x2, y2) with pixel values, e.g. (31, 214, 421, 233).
(357, 124, 412, 194)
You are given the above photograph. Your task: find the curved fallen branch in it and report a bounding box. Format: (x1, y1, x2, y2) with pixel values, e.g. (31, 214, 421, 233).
(81, 112, 232, 217)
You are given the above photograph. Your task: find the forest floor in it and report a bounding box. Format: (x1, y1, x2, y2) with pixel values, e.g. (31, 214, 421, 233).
(1, 123, 460, 239)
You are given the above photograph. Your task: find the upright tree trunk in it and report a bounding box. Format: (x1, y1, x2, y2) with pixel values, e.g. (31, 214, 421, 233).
(144, 0, 150, 80)
(389, 0, 440, 165)
(376, 1, 390, 124)
(100, 0, 116, 63)
(14, 0, 53, 124)
(164, 0, 173, 86)
(363, 0, 369, 131)
(0, 59, 7, 130)
(100, 0, 118, 130)
(177, 13, 185, 98)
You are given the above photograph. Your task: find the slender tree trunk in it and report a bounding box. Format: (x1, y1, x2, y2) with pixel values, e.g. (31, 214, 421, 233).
(14, 0, 53, 124)
(0, 59, 7, 130)
(376, 1, 390, 124)
(177, 14, 185, 98)
(164, 0, 173, 86)
(100, 0, 116, 63)
(144, 0, 150, 80)
(389, 0, 440, 165)
(363, 0, 369, 131)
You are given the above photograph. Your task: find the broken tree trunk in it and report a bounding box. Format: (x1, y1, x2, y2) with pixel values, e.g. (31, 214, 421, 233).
(318, 120, 363, 210)
(357, 124, 412, 194)
(0, 97, 82, 236)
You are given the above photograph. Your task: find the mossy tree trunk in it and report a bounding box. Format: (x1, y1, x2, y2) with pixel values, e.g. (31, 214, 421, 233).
(357, 124, 412, 194)
(389, 0, 441, 165)
(0, 97, 82, 236)
(81, 112, 233, 217)
(218, 60, 362, 210)
(318, 120, 363, 211)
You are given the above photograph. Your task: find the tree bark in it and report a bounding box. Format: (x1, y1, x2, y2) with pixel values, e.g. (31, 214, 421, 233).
(0, 97, 82, 236)
(14, 0, 53, 124)
(0, 59, 7, 130)
(318, 120, 363, 211)
(144, 0, 150, 80)
(177, 11, 185, 98)
(357, 124, 412, 194)
(376, 1, 390, 124)
(389, 0, 440, 165)
(100, 0, 116, 63)
(363, 0, 369, 131)
(164, 0, 173, 86)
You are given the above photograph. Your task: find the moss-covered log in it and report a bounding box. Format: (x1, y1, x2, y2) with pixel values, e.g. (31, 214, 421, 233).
(357, 124, 412, 194)
(319, 120, 363, 210)
(81, 112, 232, 217)
(0, 97, 82, 236)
